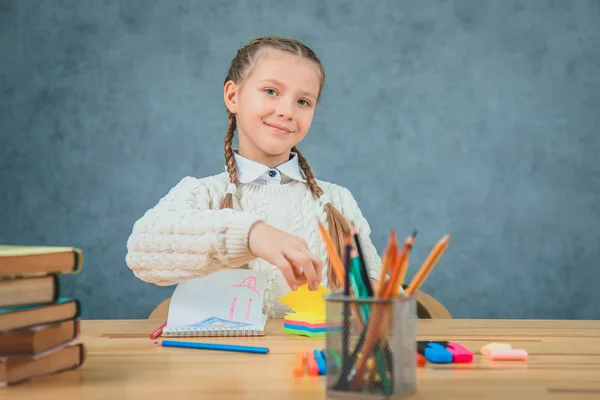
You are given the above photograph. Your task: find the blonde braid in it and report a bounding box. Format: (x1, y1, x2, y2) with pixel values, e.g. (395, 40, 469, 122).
(220, 112, 237, 209)
(293, 147, 351, 290)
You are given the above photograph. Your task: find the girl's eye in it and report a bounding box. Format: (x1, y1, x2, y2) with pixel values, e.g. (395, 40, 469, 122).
(264, 88, 277, 96)
(298, 99, 311, 107)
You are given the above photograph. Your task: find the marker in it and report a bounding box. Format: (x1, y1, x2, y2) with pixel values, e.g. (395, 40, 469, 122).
(306, 351, 320, 376)
(326, 348, 341, 373)
(293, 352, 305, 377)
(446, 342, 473, 363)
(417, 341, 452, 363)
(313, 349, 327, 375)
(159, 340, 269, 354)
(150, 321, 167, 339)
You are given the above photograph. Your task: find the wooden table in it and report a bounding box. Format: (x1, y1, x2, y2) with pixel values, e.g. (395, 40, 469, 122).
(2, 319, 600, 399)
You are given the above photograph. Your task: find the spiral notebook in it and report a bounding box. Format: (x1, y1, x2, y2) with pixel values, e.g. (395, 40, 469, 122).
(162, 269, 268, 337)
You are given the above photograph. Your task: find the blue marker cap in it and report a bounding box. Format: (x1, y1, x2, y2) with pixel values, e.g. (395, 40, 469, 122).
(423, 343, 452, 363)
(313, 349, 327, 375)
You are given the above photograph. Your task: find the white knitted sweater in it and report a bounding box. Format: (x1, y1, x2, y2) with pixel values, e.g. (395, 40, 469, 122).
(125, 172, 382, 318)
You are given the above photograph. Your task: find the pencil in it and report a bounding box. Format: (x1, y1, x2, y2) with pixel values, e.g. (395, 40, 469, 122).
(376, 231, 397, 297)
(383, 233, 416, 298)
(342, 235, 352, 362)
(396, 230, 417, 294)
(317, 220, 345, 287)
(343, 235, 352, 296)
(405, 234, 450, 296)
(160, 340, 269, 354)
(350, 223, 373, 296)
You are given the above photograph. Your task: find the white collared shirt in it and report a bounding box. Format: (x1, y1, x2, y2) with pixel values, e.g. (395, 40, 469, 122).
(232, 151, 306, 186)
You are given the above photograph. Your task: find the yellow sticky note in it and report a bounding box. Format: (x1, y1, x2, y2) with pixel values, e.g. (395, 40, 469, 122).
(278, 284, 329, 317)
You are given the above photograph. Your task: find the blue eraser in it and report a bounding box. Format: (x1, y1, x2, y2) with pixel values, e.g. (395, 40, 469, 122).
(424, 342, 453, 363)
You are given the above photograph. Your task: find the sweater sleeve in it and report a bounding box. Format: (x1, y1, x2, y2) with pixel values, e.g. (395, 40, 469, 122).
(336, 187, 383, 282)
(125, 176, 261, 286)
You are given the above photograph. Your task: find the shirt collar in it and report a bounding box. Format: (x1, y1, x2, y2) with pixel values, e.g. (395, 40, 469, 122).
(231, 151, 306, 184)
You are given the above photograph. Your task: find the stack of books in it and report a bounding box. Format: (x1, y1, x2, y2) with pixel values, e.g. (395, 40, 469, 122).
(0, 245, 86, 386)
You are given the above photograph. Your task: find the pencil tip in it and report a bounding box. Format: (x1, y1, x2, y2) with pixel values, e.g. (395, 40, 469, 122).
(412, 230, 418, 238)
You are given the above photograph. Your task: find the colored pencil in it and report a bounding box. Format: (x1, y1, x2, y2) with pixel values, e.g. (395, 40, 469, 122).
(342, 235, 352, 361)
(383, 233, 416, 298)
(395, 230, 417, 294)
(405, 234, 450, 296)
(317, 220, 345, 286)
(376, 231, 397, 297)
(159, 340, 269, 354)
(350, 223, 373, 296)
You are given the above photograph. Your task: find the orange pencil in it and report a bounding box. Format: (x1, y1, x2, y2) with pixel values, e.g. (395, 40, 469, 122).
(377, 231, 398, 297)
(405, 234, 450, 296)
(393, 257, 409, 296)
(317, 220, 345, 287)
(384, 234, 416, 298)
(395, 230, 417, 295)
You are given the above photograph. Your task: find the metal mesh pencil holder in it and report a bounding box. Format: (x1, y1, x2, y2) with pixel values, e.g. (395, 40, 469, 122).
(324, 293, 417, 399)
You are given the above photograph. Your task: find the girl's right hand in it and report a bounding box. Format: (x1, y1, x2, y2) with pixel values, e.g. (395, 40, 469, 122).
(248, 221, 322, 291)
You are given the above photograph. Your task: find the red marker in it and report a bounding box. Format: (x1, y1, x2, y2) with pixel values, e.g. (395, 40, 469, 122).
(306, 351, 320, 376)
(150, 321, 167, 339)
(447, 342, 473, 363)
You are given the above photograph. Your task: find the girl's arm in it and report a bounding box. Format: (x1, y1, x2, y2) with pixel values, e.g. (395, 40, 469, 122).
(125, 177, 261, 286)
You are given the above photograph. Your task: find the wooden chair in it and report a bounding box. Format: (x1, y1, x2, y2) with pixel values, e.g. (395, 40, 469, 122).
(148, 291, 451, 320)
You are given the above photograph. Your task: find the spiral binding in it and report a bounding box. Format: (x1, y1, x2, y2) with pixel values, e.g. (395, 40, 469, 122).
(162, 326, 261, 337)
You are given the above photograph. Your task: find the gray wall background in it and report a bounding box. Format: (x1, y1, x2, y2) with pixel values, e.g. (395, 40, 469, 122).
(1, 0, 599, 320)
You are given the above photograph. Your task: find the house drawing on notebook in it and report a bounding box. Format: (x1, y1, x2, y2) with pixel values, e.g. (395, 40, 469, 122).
(229, 276, 261, 322)
(164, 270, 268, 333)
(189, 317, 252, 328)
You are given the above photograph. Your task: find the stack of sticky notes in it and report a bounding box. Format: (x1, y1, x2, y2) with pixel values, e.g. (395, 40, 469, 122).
(279, 284, 329, 338)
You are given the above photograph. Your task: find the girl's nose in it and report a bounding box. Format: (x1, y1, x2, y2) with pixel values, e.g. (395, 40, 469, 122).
(275, 98, 295, 119)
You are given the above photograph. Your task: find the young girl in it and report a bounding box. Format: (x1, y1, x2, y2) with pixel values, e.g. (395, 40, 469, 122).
(126, 36, 382, 318)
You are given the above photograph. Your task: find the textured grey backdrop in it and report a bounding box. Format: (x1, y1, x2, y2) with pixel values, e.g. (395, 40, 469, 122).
(1, 0, 599, 320)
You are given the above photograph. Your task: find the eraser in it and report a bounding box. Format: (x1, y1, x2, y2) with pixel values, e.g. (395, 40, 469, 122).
(487, 348, 528, 361)
(481, 343, 512, 355)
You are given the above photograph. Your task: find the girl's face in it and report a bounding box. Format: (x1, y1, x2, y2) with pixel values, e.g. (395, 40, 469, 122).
(224, 49, 321, 167)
